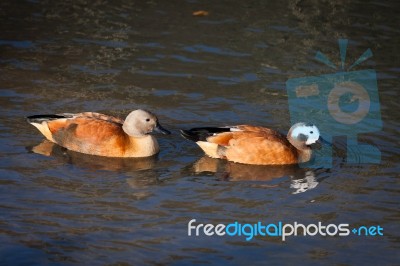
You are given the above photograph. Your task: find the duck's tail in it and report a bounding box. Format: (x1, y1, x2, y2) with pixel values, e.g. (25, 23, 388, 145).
(180, 127, 231, 159)
(26, 114, 72, 124)
(180, 127, 231, 142)
(26, 114, 73, 142)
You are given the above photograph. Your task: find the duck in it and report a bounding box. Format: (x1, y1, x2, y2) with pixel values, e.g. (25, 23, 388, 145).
(27, 109, 170, 157)
(180, 123, 320, 165)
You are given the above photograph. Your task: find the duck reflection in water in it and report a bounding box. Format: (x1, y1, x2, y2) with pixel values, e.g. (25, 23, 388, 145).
(191, 156, 319, 194)
(29, 140, 159, 199)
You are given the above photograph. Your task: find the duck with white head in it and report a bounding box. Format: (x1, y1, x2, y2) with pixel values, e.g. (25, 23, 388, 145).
(181, 122, 321, 165)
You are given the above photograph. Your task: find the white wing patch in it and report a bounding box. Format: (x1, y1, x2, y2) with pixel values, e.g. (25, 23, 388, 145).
(229, 127, 242, 132)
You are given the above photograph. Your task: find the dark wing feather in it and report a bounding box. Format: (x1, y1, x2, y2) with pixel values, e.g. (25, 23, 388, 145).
(180, 127, 231, 142)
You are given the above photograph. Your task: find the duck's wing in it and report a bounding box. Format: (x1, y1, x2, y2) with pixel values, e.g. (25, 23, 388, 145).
(181, 125, 281, 145)
(181, 125, 298, 165)
(27, 112, 127, 155)
(218, 131, 298, 165)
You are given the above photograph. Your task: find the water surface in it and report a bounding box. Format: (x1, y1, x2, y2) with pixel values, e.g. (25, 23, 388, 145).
(0, 0, 399, 265)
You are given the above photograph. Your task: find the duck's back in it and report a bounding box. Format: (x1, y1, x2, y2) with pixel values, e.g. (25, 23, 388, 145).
(210, 126, 299, 165)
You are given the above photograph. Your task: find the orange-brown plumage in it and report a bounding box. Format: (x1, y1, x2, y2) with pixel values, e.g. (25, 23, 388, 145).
(48, 117, 128, 156)
(181, 123, 320, 165)
(27, 110, 170, 158)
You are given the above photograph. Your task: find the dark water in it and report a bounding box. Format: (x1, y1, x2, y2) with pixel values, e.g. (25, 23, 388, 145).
(1, 0, 399, 265)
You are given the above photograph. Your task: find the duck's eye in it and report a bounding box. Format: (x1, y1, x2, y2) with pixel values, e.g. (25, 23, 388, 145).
(310, 131, 313, 134)
(146, 118, 150, 122)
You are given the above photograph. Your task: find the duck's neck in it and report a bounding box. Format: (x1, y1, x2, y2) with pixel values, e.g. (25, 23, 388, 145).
(297, 148, 312, 163)
(126, 135, 159, 157)
(287, 136, 313, 163)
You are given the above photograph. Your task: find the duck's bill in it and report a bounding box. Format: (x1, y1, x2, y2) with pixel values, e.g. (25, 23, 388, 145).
(309, 139, 322, 150)
(154, 122, 171, 135)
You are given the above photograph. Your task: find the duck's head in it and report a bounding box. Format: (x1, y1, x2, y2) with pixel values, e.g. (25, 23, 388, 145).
(287, 123, 320, 150)
(122, 109, 171, 137)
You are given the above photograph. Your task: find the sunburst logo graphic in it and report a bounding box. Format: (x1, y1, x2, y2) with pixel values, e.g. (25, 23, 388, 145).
(286, 39, 382, 168)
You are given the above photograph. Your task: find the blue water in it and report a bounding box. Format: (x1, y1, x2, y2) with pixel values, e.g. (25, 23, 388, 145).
(0, 0, 399, 265)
